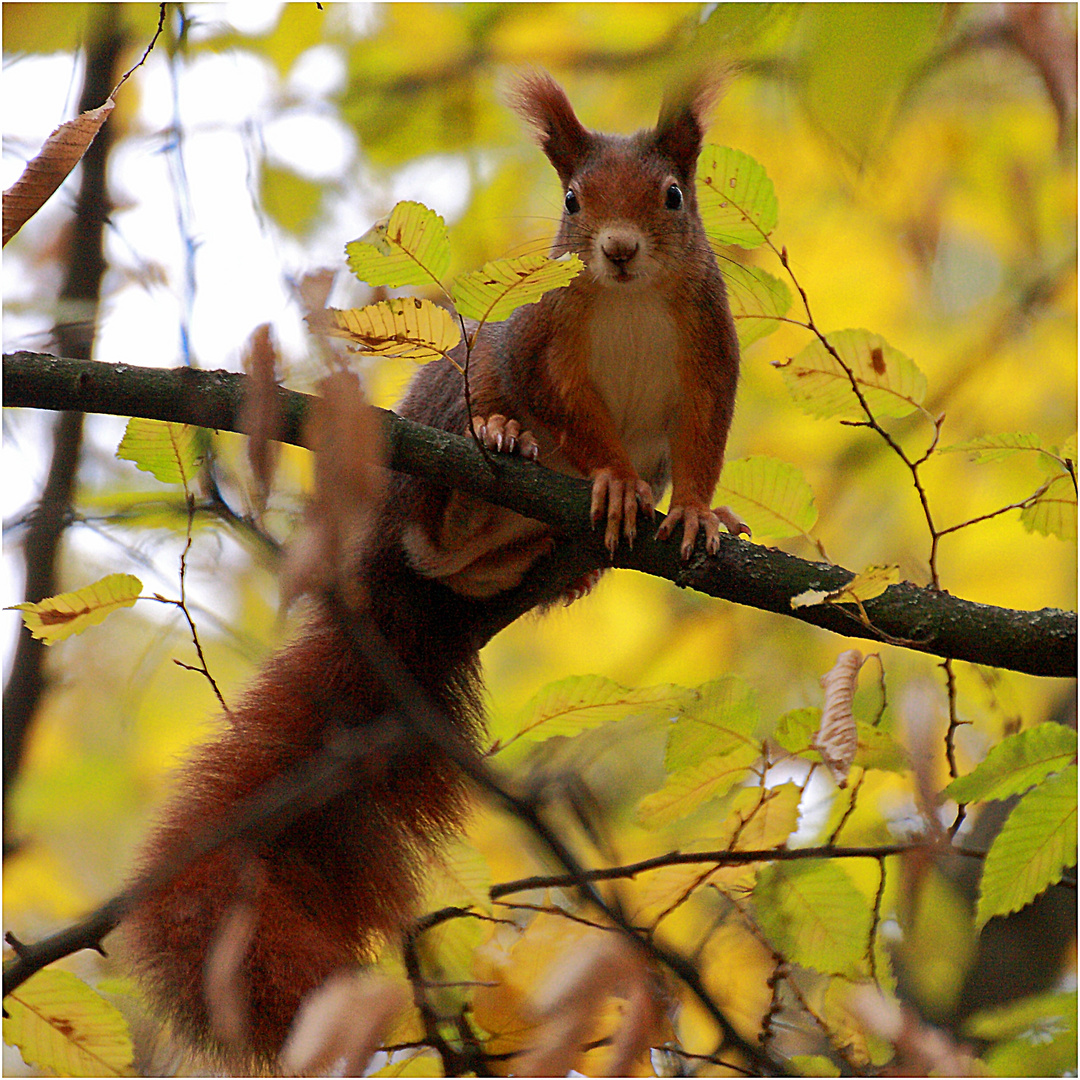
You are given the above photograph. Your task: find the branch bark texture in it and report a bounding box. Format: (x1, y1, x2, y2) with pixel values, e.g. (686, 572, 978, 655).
(3, 350, 1075, 679)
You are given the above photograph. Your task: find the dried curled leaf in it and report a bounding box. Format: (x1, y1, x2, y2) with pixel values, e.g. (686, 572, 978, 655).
(451, 253, 583, 326)
(814, 650, 866, 787)
(279, 972, 410, 1077)
(237, 323, 282, 511)
(281, 370, 386, 608)
(775, 329, 927, 420)
(2, 968, 133, 1077)
(3, 98, 114, 246)
(11, 573, 142, 644)
(307, 297, 460, 362)
(345, 200, 450, 289)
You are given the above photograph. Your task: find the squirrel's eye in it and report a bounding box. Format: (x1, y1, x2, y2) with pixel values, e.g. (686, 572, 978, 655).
(564, 189, 580, 214)
(665, 183, 683, 211)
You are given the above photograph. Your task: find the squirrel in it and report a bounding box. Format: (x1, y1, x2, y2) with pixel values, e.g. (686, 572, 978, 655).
(123, 72, 743, 1070)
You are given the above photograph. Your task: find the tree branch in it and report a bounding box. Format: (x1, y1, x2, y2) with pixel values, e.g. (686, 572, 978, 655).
(3, 351, 1075, 678)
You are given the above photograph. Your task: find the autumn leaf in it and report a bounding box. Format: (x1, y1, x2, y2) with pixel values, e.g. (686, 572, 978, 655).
(307, 297, 460, 362)
(776, 329, 927, 421)
(724, 261, 793, 348)
(791, 564, 899, 611)
(697, 145, 779, 248)
(11, 573, 142, 644)
(116, 418, 203, 488)
(3, 98, 114, 246)
(345, 200, 450, 290)
(1021, 473, 1077, 541)
(975, 764, 1077, 927)
(945, 724, 1077, 804)
(452, 252, 583, 327)
(715, 456, 818, 540)
(813, 650, 867, 788)
(2, 969, 134, 1077)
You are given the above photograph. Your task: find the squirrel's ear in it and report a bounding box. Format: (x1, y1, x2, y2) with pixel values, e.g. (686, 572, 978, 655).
(655, 76, 719, 179)
(510, 71, 593, 183)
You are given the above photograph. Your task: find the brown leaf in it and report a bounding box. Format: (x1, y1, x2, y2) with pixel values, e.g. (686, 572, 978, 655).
(280, 370, 386, 609)
(519, 934, 660, 1078)
(237, 323, 283, 511)
(3, 98, 114, 246)
(278, 971, 409, 1077)
(814, 649, 866, 787)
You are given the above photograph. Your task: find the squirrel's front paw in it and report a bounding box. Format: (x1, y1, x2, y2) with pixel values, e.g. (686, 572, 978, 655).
(590, 467, 654, 554)
(471, 414, 539, 460)
(657, 503, 750, 559)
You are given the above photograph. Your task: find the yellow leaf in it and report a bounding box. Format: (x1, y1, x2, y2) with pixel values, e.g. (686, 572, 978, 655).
(715, 456, 817, 539)
(11, 573, 142, 644)
(116, 418, 203, 487)
(452, 253, 583, 326)
(346, 201, 450, 290)
(1021, 473, 1077, 540)
(791, 565, 899, 610)
(697, 145, 779, 249)
(308, 298, 460, 362)
(3, 969, 134, 1077)
(776, 329, 927, 420)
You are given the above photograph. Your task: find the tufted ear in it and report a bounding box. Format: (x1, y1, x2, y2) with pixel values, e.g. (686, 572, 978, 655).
(655, 76, 720, 179)
(510, 71, 594, 185)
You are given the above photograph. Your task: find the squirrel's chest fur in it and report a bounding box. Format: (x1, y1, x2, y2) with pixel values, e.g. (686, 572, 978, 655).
(584, 286, 682, 483)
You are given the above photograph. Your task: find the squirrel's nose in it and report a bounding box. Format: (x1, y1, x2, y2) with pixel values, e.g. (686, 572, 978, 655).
(600, 232, 640, 266)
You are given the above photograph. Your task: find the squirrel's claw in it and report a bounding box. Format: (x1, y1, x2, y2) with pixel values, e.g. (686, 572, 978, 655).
(658, 503, 750, 560)
(590, 468, 653, 553)
(472, 414, 540, 460)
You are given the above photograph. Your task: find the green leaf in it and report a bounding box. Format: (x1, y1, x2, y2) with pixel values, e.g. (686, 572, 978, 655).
(976, 764, 1077, 928)
(259, 162, 323, 235)
(945, 725, 1077, 803)
(308, 297, 461, 362)
(1021, 473, 1077, 541)
(10, 573, 143, 644)
(715, 456, 817, 539)
(940, 432, 1050, 463)
(753, 861, 872, 976)
(2, 969, 134, 1077)
(723, 261, 793, 348)
(346, 200, 451, 290)
(966, 991, 1077, 1079)
(451, 253, 582, 326)
(665, 676, 760, 772)
(696, 145, 779, 248)
(788, 1055, 841, 1077)
(636, 741, 761, 829)
(507, 675, 689, 745)
(773, 709, 905, 774)
(777, 329, 927, 420)
(116, 418, 203, 487)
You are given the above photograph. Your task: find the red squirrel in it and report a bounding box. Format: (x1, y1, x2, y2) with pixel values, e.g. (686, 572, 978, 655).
(124, 72, 743, 1069)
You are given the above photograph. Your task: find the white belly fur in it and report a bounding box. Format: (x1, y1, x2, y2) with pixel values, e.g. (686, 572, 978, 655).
(585, 288, 681, 483)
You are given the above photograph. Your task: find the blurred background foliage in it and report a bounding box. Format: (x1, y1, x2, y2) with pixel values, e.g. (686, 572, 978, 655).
(2, 2, 1075, 1075)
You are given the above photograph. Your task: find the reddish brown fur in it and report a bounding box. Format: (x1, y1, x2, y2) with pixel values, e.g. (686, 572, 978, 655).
(125, 73, 741, 1070)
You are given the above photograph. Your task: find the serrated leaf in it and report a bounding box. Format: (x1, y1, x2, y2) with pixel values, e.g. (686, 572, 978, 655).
(791, 564, 899, 609)
(451, 253, 582, 325)
(2, 969, 134, 1076)
(509, 675, 689, 745)
(753, 861, 872, 976)
(665, 676, 761, 772)
(11, 573, 142, 644)
(308, 298, 460, 362)
(722, 261, 793, 348)
(777, 329, 927, 420)
(940, 432, 1049, 463)
(976, 765, 1077, 928)
(715, 456, 817, 539)
(346, 200, 450, 289)
(724, 781, 802, 851)
(636, 741, 761, 829)
(945, 725, 1077, 804)
(697, 145, 779, 248)
(116, 418, 203, 487)
(1020, 473, 1077, 541)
